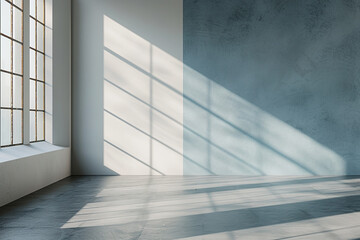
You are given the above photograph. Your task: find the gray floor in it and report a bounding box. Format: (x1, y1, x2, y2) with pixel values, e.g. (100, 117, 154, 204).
(0, 176, 360, 240)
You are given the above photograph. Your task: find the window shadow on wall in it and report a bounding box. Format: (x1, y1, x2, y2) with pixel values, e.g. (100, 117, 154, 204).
(102, 15, 345, 176)
(182, 0, 360, 175)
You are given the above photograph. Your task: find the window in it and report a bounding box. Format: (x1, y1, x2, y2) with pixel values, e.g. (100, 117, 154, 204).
(0, 0, 45, 147)
(29, 0, 44, 142)
(1, 0, 24, 147)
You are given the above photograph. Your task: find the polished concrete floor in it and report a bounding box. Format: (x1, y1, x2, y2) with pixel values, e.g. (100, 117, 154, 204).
(0, 176, 360, 240)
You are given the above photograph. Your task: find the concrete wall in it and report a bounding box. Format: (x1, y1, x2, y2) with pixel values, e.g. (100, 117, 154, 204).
(71, 0, 183, 175)
(183, 0, 360, 175)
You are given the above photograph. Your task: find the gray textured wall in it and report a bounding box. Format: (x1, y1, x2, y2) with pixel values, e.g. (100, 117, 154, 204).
(184, 0, 360, 175)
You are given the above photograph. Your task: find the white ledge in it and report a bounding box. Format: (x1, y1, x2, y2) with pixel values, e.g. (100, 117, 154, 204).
(0, 142, 67, 163)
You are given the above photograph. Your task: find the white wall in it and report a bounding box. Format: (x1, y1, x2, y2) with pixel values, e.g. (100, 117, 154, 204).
(72, 0, 183, 175)
(46, 0, 71, 147)
(52, 0, 71, 147)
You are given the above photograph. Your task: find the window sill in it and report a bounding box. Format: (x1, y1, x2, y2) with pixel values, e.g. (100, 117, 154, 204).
(0, 142, 68, 163)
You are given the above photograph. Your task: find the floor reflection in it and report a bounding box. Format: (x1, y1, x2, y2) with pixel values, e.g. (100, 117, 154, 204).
(0, 176, 360, 239)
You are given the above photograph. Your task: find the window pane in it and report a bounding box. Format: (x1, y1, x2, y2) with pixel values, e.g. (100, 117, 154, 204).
(13, 76, 22, 108)
(37, 0, 44, 23)
(13, 110, 22, 144)
(1, 0, 24, 147)
(30, 49, 36, 78)
(13, 41, 23, 75)
(37, 53, 44, 81)
(30, 18, 36, 48)
(1, 109, 11, 146)
(30, 0, 35, 17)
(1, 0, 11, 37)
(30, 80, 35, 109)
(30, 110, 35, 141)
(13, 8, 23, 42)
(13, 0, 23, 9)
(37, 111, 44, 140)
(37, 23, 44, 52)
(1, 36, 11, 72)
(37, 81, 44, 110)
(1, 72, 11, 107)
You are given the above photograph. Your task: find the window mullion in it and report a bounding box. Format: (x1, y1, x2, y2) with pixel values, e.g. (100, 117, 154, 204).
(23, 0, 30, 145)
(10, 1, 13, 145)
(0, 0, 2, 146)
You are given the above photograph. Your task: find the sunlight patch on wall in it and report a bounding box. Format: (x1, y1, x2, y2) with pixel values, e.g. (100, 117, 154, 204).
(103, 15, 183, 175)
